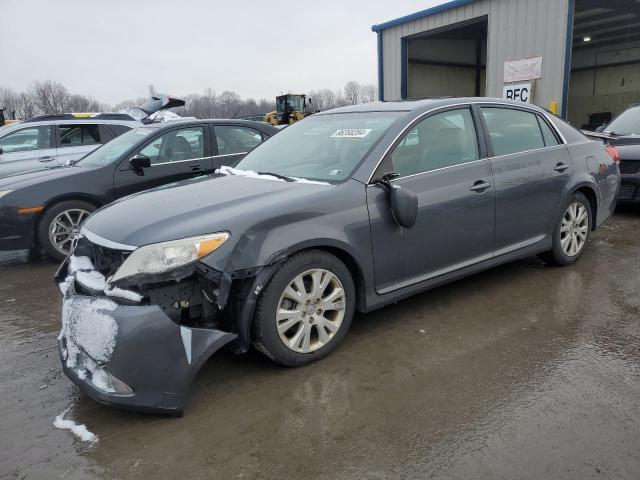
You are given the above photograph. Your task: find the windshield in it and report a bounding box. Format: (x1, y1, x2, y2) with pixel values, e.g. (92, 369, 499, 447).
(76, 127, 157, 167)
(606, 106, 640, 135)
(235, 112, 402, 182)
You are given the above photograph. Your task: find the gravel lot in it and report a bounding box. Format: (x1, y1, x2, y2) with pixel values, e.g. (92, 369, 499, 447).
(1, 208, 639, 480)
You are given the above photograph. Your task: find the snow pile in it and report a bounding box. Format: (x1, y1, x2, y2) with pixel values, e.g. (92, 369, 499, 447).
(59, 296, 119, 369)
(216, 165, 329, 185)
(67, 255, 142, 302)
(53, 406, 98, 443)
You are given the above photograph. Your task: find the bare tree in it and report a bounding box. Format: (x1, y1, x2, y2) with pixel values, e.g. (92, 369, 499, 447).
(343, 81, 361, 105)
(360, 84, 378, 103)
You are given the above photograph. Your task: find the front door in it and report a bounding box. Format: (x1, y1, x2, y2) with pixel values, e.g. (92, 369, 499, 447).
(113, 125, 213, 198)
(478, 106, 573, 253)
(367, 107, 495, 293)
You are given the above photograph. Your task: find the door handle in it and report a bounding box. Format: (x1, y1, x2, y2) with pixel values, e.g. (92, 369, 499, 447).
(39, 156, 54, 162)
(470, 180, 492, 192)
(554, 162, 569, 172)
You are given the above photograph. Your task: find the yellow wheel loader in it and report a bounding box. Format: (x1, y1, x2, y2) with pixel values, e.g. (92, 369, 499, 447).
(264, 94, 311, 126)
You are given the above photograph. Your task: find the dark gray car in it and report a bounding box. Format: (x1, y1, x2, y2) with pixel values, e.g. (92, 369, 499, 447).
(55, 98, 619, 414)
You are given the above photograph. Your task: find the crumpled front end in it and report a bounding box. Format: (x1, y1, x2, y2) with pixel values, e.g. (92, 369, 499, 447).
(56, 241, 238, 415)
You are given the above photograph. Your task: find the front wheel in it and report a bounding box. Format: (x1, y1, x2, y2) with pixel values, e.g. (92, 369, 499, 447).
(38, 200, 96, 261)
(539, 192, 592, 266)
(252, 250, 355, 367)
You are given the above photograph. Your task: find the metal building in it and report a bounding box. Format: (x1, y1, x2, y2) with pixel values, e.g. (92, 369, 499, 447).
(373, 0, 640, 128)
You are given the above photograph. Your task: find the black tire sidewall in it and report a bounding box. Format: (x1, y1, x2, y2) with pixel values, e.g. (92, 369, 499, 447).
(37, 200, 96, 261)
(253, 250, 355, 367)
(550, 192, 592, 266)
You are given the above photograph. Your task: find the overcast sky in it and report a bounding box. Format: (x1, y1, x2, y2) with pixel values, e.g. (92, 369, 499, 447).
(0, 0, 444, 104)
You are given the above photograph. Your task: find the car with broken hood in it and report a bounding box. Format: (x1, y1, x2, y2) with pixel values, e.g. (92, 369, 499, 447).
(56, 97, 619, 415)
(0, 94, 185, 178)
(0, 119, 277, 260)
(584, 103, 640, 203)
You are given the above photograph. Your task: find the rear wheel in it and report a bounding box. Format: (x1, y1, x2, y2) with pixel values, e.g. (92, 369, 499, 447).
(38, 200, 95, 261)
(252, 250, 355, 367)
(539, 192, 592, 266)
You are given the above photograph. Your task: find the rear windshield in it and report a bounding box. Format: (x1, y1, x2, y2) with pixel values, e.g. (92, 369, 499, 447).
(76, 127, 157, 167)
(235, 112, 402, 182)
(606, 106, 640, 136)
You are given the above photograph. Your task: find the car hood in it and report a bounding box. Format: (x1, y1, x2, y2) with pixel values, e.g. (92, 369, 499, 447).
(82, 174, 334, 247)
(0, 165, 88, 190)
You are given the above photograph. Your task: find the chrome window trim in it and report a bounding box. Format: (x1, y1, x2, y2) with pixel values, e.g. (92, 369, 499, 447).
(80, 227, 138, 251)
(366, 101, 568, 184)
(213, 152, 248, 158)
(366, 157, 489, 186)
(150, 155, 212, 167)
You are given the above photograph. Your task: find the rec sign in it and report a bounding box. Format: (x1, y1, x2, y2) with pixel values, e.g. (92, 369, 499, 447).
(503, 82, 533, 103)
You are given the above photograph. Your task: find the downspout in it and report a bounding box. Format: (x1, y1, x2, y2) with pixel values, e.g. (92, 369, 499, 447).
(561, 0, 575, 119)
(377, 31, 384, 101)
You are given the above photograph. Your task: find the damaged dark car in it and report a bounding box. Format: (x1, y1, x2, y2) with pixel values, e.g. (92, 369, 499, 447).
(56, 98, 619, 415)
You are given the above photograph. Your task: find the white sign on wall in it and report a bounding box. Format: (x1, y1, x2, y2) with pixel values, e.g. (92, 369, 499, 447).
(504, 56, 543, 83)
(503, 82, 533, 103)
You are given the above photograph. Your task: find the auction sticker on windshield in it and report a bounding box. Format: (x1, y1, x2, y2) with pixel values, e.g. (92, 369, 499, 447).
(331, 128, 371, 138)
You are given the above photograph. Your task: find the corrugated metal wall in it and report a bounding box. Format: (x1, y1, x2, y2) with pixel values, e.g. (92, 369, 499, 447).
(380, 0, 570, 110)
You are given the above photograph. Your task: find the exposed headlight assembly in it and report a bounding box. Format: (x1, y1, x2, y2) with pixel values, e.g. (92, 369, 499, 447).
(110, 232, 229, 283)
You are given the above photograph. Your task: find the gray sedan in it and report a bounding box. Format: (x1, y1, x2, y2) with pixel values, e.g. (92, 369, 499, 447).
(56, 97, 620, 414)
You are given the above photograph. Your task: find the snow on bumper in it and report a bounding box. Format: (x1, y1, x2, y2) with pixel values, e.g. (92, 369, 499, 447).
(57, 264, 237, 414)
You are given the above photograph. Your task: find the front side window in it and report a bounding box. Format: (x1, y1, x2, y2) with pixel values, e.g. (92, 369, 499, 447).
(0, 126, 52, 153)
(215, 126, 263, 156)
(139, 127, 204, 164)
(391, 108, 479, 177)
(235, 112, 402, 182)
(59, 124, 101, 146)
(76, 127, 157, 167)
(481, 107, 545, 156)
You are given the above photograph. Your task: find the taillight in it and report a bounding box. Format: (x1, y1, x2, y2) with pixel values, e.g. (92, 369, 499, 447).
(605, 145, 620, 163)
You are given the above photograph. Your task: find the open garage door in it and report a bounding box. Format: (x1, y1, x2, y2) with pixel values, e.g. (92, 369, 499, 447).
(568, 0, 640, 129)
(403, 18, 487, 99)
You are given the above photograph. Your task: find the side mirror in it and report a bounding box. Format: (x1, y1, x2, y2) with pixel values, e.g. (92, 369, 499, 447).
(129, 154, 151, 170)
(595, 125, 605, 133)
(376, 173, 418, 229)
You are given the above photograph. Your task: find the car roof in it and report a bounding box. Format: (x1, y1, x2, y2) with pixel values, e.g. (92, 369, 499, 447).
(135, 118, 277, 131)
(317, 97, 551, 115)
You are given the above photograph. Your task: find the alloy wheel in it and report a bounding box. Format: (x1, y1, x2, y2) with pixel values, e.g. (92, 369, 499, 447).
(276, 268, 346, 353)
(560, 201, 588, 257)
(48, 208, 90, 257)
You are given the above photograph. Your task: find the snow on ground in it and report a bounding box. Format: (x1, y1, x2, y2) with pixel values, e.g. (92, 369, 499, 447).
(53, 406, 98, 443)
(216, 165, 329, 185)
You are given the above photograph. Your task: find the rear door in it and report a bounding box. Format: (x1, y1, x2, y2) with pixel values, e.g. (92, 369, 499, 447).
(478, 106, 572, 253)
(211, 124, 266, 168)
(0, 125, 57, 175)
(113, 124, 212, 198)
(366, 106, 495, 293)
(56, 123, 104, 165)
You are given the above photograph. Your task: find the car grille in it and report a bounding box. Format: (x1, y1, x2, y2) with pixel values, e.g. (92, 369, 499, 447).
(74, 237, 131, 278)
(619, 184, 637, 200)
(619, 160, 640, 175)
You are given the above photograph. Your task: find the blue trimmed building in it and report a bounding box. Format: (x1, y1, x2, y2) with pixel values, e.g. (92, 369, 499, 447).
(372, 0, 640, 125)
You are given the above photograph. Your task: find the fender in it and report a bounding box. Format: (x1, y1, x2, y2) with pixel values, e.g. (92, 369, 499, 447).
(553, 176, 600, 231)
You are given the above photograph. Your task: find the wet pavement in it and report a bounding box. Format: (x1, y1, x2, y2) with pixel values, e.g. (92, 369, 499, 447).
(1, 209, 640, 480)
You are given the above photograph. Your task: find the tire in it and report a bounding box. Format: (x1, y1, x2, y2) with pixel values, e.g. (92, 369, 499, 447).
(38, 200, 96, 261)
(252, 250, 356, 367)
(539, 192, 592, 267)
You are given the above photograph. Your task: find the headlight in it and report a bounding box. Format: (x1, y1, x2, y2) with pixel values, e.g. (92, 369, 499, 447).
(0, 190, 13, 200)
(110, 232, 229, 282)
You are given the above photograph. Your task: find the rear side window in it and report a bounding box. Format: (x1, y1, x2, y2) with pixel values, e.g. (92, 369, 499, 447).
(215, 126, 263, 155)
(107, 124, 133, 138)
(59, 124, 101, 146)
(481, 108, 545, 156)
(537, 117, 560, 147)
(0, 126, 52, 153)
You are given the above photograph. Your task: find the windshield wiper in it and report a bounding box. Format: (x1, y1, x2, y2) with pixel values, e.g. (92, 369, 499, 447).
(257, 171, 295, 182)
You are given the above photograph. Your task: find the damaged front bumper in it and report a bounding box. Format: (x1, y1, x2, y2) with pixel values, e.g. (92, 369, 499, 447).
(56, 260, 237, 415)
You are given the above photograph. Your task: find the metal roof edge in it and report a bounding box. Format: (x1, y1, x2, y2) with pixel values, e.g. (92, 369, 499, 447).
(371, 0, 477, 32)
